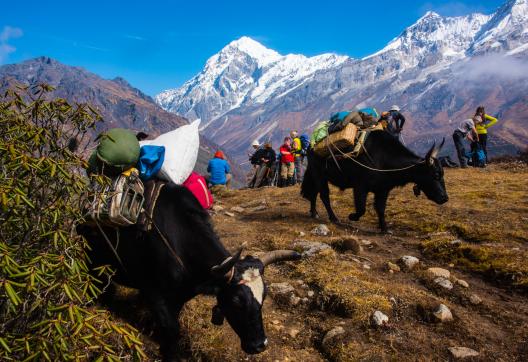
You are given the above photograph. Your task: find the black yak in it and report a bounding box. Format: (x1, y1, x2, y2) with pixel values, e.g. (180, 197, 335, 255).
(301, 131, 448, 233)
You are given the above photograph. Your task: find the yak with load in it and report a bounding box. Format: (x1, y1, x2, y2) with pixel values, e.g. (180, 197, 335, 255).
(302, 130, 449, 233)
(79, 184, 299, 361)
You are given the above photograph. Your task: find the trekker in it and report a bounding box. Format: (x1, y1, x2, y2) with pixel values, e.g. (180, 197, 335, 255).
(279, 137, 295, 187)
(474, 106, 498, 164)
(385, 105, 406, 142)
(290, 130, 304, 184)
(247, 140, 263, 187)
(252, 143, 276, 188)
(207, 150, 232, 188)
(452, 117, 479, 168)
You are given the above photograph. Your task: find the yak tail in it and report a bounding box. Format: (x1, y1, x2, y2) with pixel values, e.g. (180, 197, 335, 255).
(300, 153, 318, 201)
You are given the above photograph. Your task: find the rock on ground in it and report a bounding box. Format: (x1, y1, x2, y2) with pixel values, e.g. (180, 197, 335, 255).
(371, 311, 389, 327)
(448, 346, 479, 359)
(400, 256, 420, 270)
(434, 277, 454, 290)
(311, 224, 330, 236)
(386, 262, 401, 273)
(293, 241, 331, 257)
(322, 326, 345, 347)
(269, 282, 295, 296)
(247, 205, 267, 212)
(212, 204, 224, 212)
(427, 267, 451, 279)
(457, 279, 469, 288)
(224, 211, 235, 217)
(230, 206, 245, 213)
(433, 304, 453, 322)
(469, 294, 482, 305)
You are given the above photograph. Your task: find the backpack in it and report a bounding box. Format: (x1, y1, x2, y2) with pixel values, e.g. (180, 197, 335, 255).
(183, 172, 214, 209)
(300, 134, 311, 155)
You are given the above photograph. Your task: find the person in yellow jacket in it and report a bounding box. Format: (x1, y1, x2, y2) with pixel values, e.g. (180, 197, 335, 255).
(290, 130, 303, 184)
(474, 106, 498, 163)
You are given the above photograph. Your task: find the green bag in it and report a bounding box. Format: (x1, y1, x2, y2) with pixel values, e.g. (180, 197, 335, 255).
(310, 121, 330, 147)
(93, 128, 140, 173)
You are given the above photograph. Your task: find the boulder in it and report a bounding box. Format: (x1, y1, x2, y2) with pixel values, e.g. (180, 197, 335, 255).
(433, 304, 453, 322)
(400, 256, 420, 270)
(457, 279, 469, 288)
(212, 204, 224, 212)
(293, 241, 331, 257)
(311, 224, 330, 236)
(331, 236, 362, 254)
(230, 206, 245, 213)
(434, 277, 454, 290)
(448, 347, 479, 359)
(386, 262, 401, 273)
(427, 267, 450, 279)
(248, 205, 267, 212)
(469, 294, 482, 305)
(269, 282, 295, 296)
(371, 311, 389, 327)
(322, 326, 345, 347)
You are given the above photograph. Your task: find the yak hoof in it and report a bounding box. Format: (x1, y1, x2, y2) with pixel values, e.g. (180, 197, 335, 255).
(348, 213, 360, 221)
(380, 228, 393, 235)
(330, 217, 340, 224)
(310, 211, 319, 219)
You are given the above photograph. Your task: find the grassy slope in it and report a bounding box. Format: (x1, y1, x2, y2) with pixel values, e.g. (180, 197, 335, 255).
(109, 163, 528, 360)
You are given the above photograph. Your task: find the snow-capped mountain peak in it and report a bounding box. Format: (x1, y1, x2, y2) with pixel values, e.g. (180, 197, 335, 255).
(156, 36, 349, 121)
(221, 36, 281, 66)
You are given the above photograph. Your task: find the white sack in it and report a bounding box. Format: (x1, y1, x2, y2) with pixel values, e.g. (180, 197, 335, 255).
(140, 119, 201, 184)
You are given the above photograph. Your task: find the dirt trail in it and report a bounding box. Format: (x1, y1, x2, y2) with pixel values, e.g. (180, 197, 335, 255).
(175, 165, 528, 361)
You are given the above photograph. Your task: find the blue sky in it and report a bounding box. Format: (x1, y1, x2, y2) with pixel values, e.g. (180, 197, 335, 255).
(0, 0, 505, 95)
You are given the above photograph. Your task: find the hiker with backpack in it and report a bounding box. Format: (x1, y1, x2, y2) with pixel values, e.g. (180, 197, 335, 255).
(279, 137, 295, 187)
(247, 140, 263, 187)
(474, 106, 498, 164)
(382, 105, 406, 142)
(251, 142, 276, 188)
(452, 117, 479, 168)
(290, 130, 305, 184)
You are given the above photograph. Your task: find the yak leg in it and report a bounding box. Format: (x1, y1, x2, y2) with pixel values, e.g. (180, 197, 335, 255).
(349, 187, 367, 221)
(310, 198, 319, 219)
(374, 190, 390, 233)
(320, 182, 338, 223)
(146, 292, 183, 362)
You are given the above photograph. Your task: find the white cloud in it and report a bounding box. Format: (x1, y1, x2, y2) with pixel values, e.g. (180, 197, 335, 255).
(456, 54, 528, 81)
(0, 26, 23, 63)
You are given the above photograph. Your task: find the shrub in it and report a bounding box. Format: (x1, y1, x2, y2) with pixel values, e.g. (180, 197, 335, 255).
(0, 85, 146, 360)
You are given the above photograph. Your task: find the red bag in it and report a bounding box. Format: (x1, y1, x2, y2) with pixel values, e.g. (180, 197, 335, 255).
(183, 172, 214, 209)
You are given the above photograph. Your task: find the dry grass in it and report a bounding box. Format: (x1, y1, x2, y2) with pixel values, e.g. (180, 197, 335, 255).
(106, 163, 528, 361)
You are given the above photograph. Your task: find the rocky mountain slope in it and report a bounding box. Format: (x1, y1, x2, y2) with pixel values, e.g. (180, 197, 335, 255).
(157, 0, 528, 163)
(0, 57, 241, 177)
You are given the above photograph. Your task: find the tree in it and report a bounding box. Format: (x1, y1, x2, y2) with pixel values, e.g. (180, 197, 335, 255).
(0, 84, 146, 360)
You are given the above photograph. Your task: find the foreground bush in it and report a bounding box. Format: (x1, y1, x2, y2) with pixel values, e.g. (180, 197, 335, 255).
(0, 85, 145, 360)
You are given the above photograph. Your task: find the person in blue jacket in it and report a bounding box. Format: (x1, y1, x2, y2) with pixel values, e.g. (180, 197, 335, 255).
(207, 150, 232, 188)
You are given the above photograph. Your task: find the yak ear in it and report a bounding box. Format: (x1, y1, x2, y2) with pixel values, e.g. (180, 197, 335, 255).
(210, 245, 244, 278)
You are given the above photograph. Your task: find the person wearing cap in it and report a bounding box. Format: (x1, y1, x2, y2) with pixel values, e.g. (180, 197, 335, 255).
(252, 142, 276, 188)
(247, 140, 264, 187)
(385, 105, 406, 141)
(207, 150, 232, 188)
(290, 130, 304, 184)
(452, 117, 479, 168)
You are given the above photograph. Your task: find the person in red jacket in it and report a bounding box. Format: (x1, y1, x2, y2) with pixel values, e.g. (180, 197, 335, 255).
(279, 137, 295, 187)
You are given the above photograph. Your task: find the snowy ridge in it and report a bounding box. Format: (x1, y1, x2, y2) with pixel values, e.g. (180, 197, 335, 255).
(155, 0, 528, 163)
(155, 36, 348, 121)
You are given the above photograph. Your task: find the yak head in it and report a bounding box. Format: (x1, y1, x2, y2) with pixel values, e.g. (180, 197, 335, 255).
(209, 248, 300, 354)
(413, 139, 449, 205)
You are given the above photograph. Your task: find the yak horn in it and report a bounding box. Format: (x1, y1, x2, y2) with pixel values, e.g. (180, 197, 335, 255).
(260, 250, 301, 266)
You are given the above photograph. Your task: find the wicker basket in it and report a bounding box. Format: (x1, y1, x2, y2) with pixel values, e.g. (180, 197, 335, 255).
(313, 123, 358, 157)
